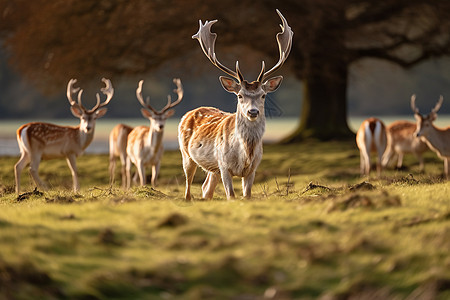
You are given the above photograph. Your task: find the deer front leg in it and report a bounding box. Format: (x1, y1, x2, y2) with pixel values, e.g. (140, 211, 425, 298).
(202, 172, 219, 199)
(182, 153, 197, 201)
(242, 171, 255, 199)
(220, 169, 235, 200)
(151, 162, 160, 187)
(66, 155, 79, 193)
(136, 161, 146, 186)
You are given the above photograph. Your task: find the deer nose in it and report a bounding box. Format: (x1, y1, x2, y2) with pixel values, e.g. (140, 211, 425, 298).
(247, 109, 259, 119)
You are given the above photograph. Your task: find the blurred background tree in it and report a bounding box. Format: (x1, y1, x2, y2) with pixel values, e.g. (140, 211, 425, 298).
(0, 0, 449, 141)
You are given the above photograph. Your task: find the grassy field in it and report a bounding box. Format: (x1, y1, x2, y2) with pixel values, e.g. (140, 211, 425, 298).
(0, 141, 450, 299)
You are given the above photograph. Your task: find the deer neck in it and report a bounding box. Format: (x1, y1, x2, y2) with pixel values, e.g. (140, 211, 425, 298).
(77, 126, 95, 150)
(148, 126, 164, 153)
(423, 125, 449, 157)
(235, 107, 265, 159)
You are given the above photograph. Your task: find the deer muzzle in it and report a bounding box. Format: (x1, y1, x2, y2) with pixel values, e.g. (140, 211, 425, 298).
(247, 108, 259, 121)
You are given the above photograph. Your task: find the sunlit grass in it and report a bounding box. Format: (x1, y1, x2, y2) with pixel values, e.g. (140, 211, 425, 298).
(1, 141, 450, 299)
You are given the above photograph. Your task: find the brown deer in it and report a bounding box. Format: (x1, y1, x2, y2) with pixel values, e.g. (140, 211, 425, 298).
(381, 120, 429, 171)
(411, 95, 450, 178)
(126, 78, 183, 188)
(15, 78, 114, 194)
(109, 123, 134, 188)
(356, 117, 387, 177)
(178, 10, 293, 200)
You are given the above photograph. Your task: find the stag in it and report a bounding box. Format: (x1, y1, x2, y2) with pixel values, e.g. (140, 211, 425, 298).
(15, 78, 113, 194)
(126, 78, 183, 188)
(411, 95, 450, 178)
(178, 10, 293, 200)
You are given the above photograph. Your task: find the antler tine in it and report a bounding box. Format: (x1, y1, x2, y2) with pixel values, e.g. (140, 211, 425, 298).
(160, 78, 184, 113)
(411, 94, 419, 114)
(77, 89, 88, 111)
(192, 20, 240, 81)
(432, 95, 444, 114)
(136, 80, 159, 114)
(260, 9, 294, 82)
(66, 79, 81, 106)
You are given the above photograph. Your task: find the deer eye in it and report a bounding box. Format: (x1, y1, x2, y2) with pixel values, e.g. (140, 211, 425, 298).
(238, 95, 243, 100)
(261, 95, 266, 99)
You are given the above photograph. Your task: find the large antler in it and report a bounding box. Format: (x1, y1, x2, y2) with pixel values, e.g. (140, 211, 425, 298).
(257, 9, 294, 82)
(192, 9, 293, 83)
(411, 94, 443, 116)
(192, 20, 244, 82)
(89, 78, 114, 113)
(136, 78, 184, 115)
(66, 78, 113, 113)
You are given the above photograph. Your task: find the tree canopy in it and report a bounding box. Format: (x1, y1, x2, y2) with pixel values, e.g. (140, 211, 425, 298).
(1, 0, 449, 140)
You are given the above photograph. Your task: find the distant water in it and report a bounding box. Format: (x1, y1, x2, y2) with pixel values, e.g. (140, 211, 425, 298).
(1, 116, 449, 156)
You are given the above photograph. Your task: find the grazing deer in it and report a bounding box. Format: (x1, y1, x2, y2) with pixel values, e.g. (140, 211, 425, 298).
(382, 120, 429, 171)
(178, 10, 293, 200)
(356, 117, 387, 177)
(109, 123, 134, 188)
(411, 95, 450, 178)
(126, 78, 183, 188)
(15, 78, 114, 194)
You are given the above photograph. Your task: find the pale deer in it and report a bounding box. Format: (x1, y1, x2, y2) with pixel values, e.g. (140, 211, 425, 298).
(178, 10, 293, 200)
(356, 117, 387, 177)
(15, 78, 114, 194)
(109, 123, 134, 188)
(382, 120, 429, 171)
(411, 95, 450, 178)
(126, 78, 183, 188)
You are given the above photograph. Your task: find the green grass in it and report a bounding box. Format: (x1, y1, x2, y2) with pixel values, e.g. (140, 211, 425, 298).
(1, 141, 450, 299)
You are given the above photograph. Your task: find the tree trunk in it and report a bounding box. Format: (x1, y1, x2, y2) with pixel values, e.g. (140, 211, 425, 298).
(280, 58, 354, 143)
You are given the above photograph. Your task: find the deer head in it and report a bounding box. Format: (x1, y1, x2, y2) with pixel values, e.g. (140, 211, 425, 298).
(66, 78, 114, 133)
(411, 94, 444, 138)
(136, 78, 184, 131)
(192, 9, 293, 122)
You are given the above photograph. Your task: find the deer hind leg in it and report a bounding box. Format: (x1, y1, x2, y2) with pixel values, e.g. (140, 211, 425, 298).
(444, 157, 449, 179)
(14, 152, 30, 194)
(125, 157, 132, 189)
(29, 154, 48, 191)
(66, 155, 79, 193)
(360, 149, 370, 176)
(202, 172, 219, 200)
(109, 155, 116, 186)
(119, 152, 127, 189)
(242, 171, 256, 199)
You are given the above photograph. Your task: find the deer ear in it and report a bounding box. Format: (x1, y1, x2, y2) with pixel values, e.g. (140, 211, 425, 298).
(219, 76, 240, 94)
(165, 109, 175, 118)
(70, 105, 83, 118)
(141, 108, 154, 119)
(95, 107, 108, 119)
(262, 76, 283, 93)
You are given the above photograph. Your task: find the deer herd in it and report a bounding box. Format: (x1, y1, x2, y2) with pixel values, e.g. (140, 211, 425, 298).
(12, 10, 449, 200)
